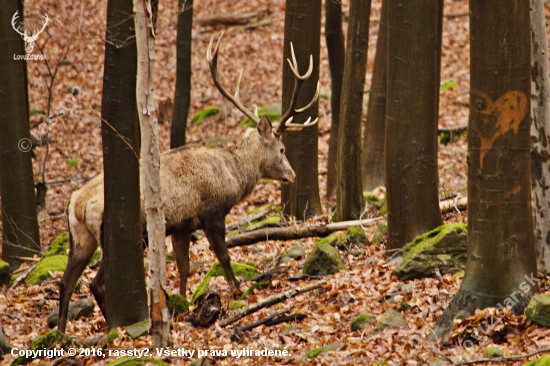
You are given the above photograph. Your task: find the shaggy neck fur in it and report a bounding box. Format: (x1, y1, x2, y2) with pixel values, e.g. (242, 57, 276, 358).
(225, 132, 265, 201)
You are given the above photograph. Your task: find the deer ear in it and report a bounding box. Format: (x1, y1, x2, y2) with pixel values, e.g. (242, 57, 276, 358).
(257, 114, 273, 141)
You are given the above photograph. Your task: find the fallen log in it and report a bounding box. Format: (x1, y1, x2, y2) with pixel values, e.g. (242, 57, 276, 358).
(226, 197, 468, 248)
(226, 217, 384, 248)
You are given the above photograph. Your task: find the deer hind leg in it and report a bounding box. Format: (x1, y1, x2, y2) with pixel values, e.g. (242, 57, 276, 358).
(58, 226, 98, 332)
(172, 231, 191, 298)
(89, 259, 106, 322)
(201, 217, 240, 291)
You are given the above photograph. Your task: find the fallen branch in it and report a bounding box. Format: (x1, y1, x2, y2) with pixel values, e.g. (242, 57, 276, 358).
(439, 196, 467, 214)
(234, 306, 293, 332)
(220, 280, 325, 327)
(9, 264, 36, 289)
(438, 125, 467, 134)
(196, 8, 269, 26)
(226, 217, 384, 248)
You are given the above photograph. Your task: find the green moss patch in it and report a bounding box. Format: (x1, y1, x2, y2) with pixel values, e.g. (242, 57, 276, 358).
(241, 281, 269, 299)
(315, 226, 370, 250)
(192, 106, 219, 126)
(524, 354, 550, 366)
(303, 242, 345, 276)
(44, 232, 69, 257)
(191, 262, 261, 303)
(11, 329, 80, 366)
(392, 223, 467, 281)
(483, 346, 503, 358)
(229, 301, 246, 310)
(304, 343, 342, 359)
(26, 255, 68, 285)
(526, 294, 550, 327)
(167, 294, 190, 316)
(351, 313, 375, 331)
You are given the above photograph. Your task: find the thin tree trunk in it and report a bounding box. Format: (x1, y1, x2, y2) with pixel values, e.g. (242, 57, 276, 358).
(325, 0, 345, 204)
(362, 0, 387, 191)
(336, 0, 371, 220)
(0, 0, 41, 268)
(281, 0, 322, 220)
(101, 0, 149, 330)
(385, 0, 443, 250)
(530, 0, 550, 275)
(431, 0, 537, 341)
(170, 0, 193, 148)
(133, 0, 170, 347)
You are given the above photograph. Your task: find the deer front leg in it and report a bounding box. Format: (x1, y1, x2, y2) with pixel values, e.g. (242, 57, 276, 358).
(201, 217, 240, 291)
(172, 231, 191, 298)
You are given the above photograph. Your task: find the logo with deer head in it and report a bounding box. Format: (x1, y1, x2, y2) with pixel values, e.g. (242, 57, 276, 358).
(11, 11, 48, 54)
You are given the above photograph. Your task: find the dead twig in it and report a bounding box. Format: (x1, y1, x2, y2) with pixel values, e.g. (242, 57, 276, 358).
(9, 265, 36, 289)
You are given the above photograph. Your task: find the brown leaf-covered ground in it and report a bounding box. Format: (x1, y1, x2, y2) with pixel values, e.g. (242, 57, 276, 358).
(1, 0, 549, 365)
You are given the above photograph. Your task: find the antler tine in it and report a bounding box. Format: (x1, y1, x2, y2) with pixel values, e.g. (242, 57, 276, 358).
(11, 11, 25, 36)
(207, 33, 260, 125)
(274, 42, 318, 137)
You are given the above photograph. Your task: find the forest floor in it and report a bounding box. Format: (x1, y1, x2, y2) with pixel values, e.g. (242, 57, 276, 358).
(1, 0, 549, 365)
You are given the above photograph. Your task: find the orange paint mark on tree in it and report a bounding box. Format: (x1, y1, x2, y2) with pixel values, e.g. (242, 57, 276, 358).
(504, 185, 521, 199)
(471, 90, 528, 169)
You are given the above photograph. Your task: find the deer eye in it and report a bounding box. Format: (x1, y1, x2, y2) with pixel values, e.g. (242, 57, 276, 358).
(280, 147, 285, 154)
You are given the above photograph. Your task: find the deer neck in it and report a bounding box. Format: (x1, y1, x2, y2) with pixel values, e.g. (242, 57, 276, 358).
(227, 134, 264, 200)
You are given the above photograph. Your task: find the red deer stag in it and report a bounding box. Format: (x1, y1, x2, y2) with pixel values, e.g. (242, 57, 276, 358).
(58, 34, 319, 332)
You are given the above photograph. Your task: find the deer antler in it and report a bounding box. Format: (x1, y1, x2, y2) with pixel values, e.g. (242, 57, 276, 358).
(273, 42, 320, 137)
(11, 11, 25, 37)
(207, 33, 261, 125)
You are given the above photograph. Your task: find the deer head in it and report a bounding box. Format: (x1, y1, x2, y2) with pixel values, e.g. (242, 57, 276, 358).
(11, 11, 49, 54)
(206, 34, 319, 183)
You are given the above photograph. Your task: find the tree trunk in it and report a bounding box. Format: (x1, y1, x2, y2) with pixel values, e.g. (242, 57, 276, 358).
(133, 0, 171, 347)
(170, 0, 193, 148)
(0, 0, 41, 268)
(336, 0, 371, 221)
(325, 0, 345, 204)
(530, 0, 550, 275)
(431, 0, 537, 342)
(101, 0, 149, 330)
(281, 0, 322, 220)
(385, 0, 443, 250)
(361, 0, 387, 191)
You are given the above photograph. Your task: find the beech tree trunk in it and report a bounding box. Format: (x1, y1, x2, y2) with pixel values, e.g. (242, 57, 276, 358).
(385, 0, 443, 250)
(325, 0, 345, 204)
(431, 0, 537, 342)
(170, 0, 193, 148)
(530, 0, 550, 275)
(101, 0, 149, 330)
(361, 0, 387, 191)
(336, 0, 371, 220)
(281, 0, 322, 220)
(133, 0, 170, 347)
(0, 0, 41, 268)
